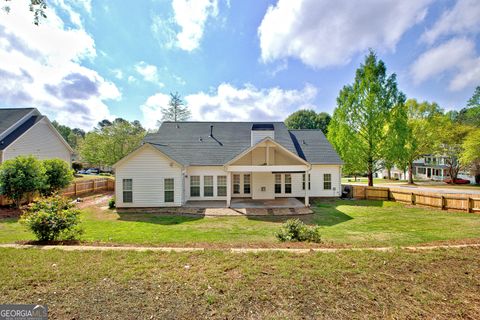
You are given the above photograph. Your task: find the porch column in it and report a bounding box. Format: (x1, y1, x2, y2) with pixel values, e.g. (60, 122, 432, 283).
(226, 171, 232, 207)
(305, 170, 309, 207)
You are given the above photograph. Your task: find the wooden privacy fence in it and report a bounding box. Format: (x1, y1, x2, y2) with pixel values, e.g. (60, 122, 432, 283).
(350, 185, 480, 213)
(0, 178, 115, 206)
(62, 178, 115, 197)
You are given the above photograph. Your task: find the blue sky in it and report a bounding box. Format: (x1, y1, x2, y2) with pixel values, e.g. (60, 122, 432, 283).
(0, 0, 479, 129)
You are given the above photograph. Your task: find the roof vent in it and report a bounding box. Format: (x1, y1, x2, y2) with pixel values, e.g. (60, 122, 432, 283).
(176, 124, 180, 129)
(302, 140, 306, 145)
(210, 125, 213, 137)
(199, 137, 203, 142)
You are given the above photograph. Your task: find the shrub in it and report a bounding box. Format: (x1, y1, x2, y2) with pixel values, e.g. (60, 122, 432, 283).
(275, 219, 322, 243)
(108, 197, 115, 209)
(0, 156, 46, 207)
(42, 159, 74, 196)
(20, 195, 83, 241)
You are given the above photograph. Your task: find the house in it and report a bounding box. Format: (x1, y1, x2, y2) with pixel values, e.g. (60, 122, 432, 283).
(413, 155, 475, 183)
(114, 122, 343, 208)
(0, 108, 74, 164)
(375, 167, 410, 181)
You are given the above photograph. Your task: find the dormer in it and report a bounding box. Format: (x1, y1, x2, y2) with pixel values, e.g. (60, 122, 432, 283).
(251, 123, 275, 146)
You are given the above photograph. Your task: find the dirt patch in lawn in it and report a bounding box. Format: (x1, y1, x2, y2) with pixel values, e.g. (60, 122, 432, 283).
(74, 192, 113, 210)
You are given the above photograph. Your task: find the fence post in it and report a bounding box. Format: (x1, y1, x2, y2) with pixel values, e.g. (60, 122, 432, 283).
(74, 182, 77, 197)
(93, 180, 96, 193)
(411, 192, 415, 205)
(441, 195, 445, 210)
(468, 197, 473, 213)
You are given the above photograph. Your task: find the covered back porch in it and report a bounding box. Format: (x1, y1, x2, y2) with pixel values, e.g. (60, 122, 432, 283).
(224, 137, 311, 207)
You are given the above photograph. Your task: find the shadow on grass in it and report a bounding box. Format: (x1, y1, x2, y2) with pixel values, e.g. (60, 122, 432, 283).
(117, 212, 205, 225)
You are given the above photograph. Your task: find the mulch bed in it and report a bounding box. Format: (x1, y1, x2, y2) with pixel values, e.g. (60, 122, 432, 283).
(0, 207, 23, 218)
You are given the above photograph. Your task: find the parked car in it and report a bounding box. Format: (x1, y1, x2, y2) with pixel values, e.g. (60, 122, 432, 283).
(77, 169, 87, 174)
(85, 168, 100, 175)
(444, 178, 470, 184)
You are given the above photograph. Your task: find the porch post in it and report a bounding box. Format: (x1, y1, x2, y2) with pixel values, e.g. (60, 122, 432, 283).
(226, 171, 232, 207)
(305, 170, 309, 207)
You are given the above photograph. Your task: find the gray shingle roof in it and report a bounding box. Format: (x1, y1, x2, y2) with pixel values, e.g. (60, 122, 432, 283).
(0, 108, 35, 138)
(144, 122, 342, 166)
(0, 115, 44, 150)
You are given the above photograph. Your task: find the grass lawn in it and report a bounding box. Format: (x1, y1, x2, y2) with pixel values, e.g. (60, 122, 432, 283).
(1, 199, 480, 247)
(1, 247, 479, 318)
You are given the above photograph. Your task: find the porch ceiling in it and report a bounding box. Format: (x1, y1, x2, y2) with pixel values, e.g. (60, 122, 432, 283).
(225, 165, 308, 172)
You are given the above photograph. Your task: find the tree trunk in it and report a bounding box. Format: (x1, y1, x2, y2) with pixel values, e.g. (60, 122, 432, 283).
(408, 162, 414, 184)
(387, 167, 392, 180)
(367, 159, 374, 187)
(354, 175, 357, 182)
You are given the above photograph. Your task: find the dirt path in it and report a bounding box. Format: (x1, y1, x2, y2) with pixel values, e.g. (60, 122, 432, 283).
(1, 243, 479, 253)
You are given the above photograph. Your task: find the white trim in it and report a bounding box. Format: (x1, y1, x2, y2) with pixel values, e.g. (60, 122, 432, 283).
(226, 165, 308, 172)
(113, 143, 183, 169)
(0, 108, 37, 141)
(225, 137, 310, 167)
(3, 116, 74, 155)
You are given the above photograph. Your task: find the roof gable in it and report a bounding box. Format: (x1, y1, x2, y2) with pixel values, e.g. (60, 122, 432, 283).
(0, 108, 36, 139)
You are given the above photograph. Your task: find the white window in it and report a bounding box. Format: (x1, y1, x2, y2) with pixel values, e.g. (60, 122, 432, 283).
(122, 179, 133, 203)
(284, 174, 292, 194)
(190, 176, 200, 197)
(204, 176, 213, 197)
(302, 173, 311, 190)
(233, 174, 240, 194)
(217, 176, 227, 196)
(275, 174, 282, 194)
(243, 174, 251, 194)
(323, 174, 332, 190)
(164, 178, 174, 203)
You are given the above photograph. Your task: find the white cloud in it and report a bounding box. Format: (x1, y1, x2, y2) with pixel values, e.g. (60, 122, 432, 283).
(111, 68, 123, 80)
(140, 83, 318, 129)
(134, 61, 164, 87)
(0, 1, 119, 129)
(151, 0, 218, 51)
(421, 0, 480, 44)
(258, 0, 432, 68)
(410, 37, 480, 91)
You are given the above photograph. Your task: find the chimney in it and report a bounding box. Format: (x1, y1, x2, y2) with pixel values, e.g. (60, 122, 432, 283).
(210, 125, 213, 137)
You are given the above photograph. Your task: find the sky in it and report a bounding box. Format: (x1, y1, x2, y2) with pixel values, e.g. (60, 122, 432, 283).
(0, 0, 479, 130)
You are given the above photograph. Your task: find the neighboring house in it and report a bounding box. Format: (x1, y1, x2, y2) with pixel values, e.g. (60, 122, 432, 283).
(0, 108, 74, 164)
(114, 122, 343, 208)
(375, 167, 410, 181)
(413, 155, 475, 183)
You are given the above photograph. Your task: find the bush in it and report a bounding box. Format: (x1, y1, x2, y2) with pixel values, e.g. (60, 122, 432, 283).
(108, 197, 115, 209)
(0, 156, 46, 207)
(20, 195, 83, 241)
(42, 159, 74, 196)
(275, 219, 322, 243)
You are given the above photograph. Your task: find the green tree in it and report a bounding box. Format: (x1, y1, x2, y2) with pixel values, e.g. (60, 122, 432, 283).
(161, 92, 191, 122)
(460, 128, 480, 184)
(0, 156, 45, 207)
(402, 99, 443, 184)
(328, 51, 406, 186)
(42, 159, 74, 195)
(285, 110, 331, 134)
(51, 121, 85, 150)
(382, 102, 409, 180)
(79, 118, 146, 167)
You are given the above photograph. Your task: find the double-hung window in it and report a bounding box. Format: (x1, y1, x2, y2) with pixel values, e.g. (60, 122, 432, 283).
(275, 174, 282, 194)
(190, 176, 200, 197)
(243, 174, 251, 194)
(164, 178, 174, 202)
(217, 176, 227, 196)
(204, 176, 214, 197)
(323, 174, 332, 190)
(284, 174, 292, 194)
(233, 174, 240, 194)
(122, 179, 133, 203)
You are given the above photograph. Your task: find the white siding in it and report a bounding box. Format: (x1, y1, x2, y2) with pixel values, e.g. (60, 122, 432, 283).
(186, 166, 228, 200)
(251, 172, 274, 199)
(3, 118, 71, 164)
(115, 146, 183, 207)
(251, 130, 274, 145)
(309, 165, 342, 197)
